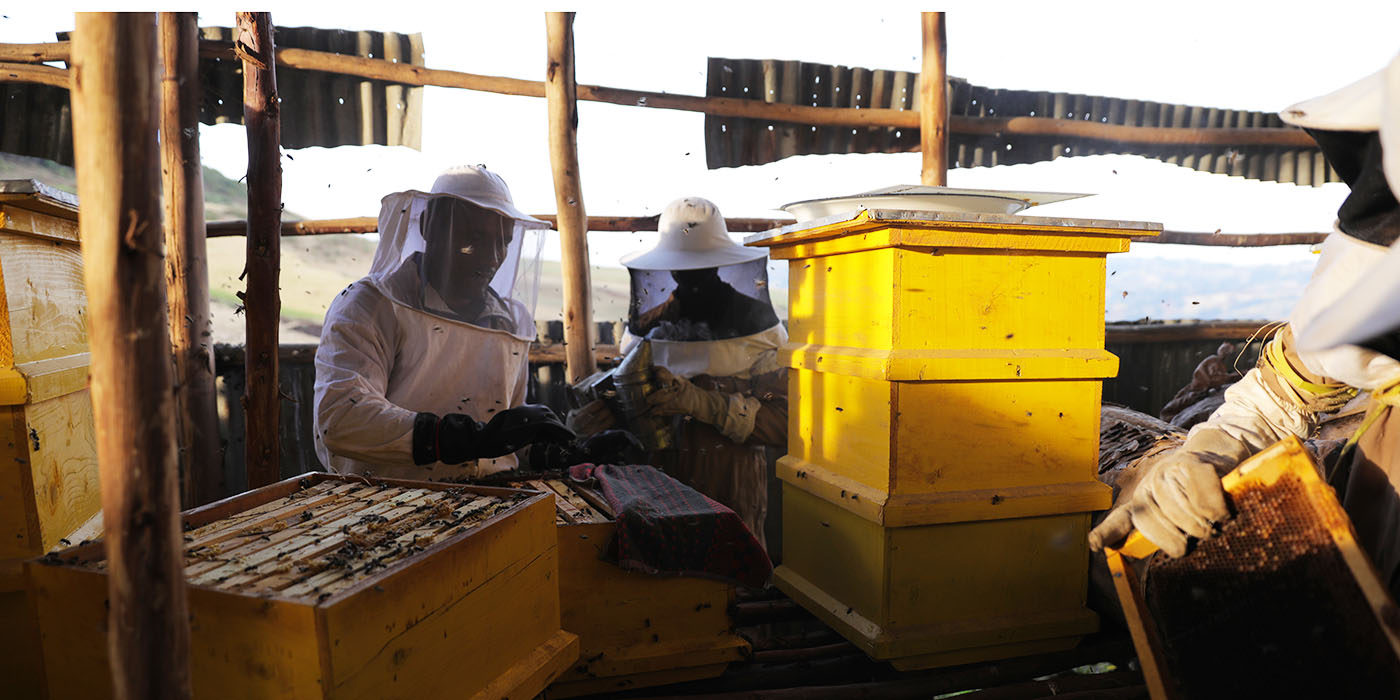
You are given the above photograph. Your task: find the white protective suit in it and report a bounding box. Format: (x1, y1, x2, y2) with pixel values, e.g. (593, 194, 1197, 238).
(313, 166, 548, 480)
(1090, 54, 1400, 572)
(617, 197, 790, 545)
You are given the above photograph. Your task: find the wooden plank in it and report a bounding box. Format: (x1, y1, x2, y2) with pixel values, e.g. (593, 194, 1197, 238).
(0, 204, 80, 243)
(320, 495, 564, 697)
(0, 234, 87, 364)
(1105, 548, 1177, 699)
(0, 588, 44, 699)
(0, 405, 40, 559)
(24, 389, 101, 551)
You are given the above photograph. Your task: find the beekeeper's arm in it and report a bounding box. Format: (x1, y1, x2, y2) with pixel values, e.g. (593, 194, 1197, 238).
(644, 365, 786, 446)
(315, 290, 419, 466)
(1089, 232, 1386, 557)
(315, 289, 573, 467)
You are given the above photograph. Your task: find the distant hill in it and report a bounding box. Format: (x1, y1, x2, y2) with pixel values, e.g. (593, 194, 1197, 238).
(0, 151, 255, 220)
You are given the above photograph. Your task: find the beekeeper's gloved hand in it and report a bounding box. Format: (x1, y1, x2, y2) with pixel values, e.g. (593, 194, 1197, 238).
(645, 366, 761, 443)
(1088, 427, 1246, 558)
(413, 404, 574, 465)
(567, 399, 617, 438)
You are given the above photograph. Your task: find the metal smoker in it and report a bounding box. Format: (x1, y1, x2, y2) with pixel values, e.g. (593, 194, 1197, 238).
(571, 339, 672, 453)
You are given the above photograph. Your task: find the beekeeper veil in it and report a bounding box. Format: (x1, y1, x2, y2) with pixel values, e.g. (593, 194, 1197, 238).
(622, 197, 780, 342)
(368, 165, 548, 341)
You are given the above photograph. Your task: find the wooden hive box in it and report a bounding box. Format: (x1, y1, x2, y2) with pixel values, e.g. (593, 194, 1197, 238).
(27, 473, 579, 699)
(745, 208, 1158, 669)
(0, 180, 96, 699)
(512, 478, 749, 698)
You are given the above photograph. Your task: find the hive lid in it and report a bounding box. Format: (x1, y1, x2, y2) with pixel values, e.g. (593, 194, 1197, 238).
(780, 185, 1090, 222)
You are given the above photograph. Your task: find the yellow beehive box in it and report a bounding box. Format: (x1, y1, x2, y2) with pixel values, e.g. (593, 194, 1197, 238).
(515, 479, 748, 698)
(27, 473, 579, 700)
(746, 208, 1157, 669)
(0, 180, 94, 699)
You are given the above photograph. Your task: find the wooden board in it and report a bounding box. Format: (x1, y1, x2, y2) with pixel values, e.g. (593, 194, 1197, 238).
(27, 473, 577, 700)
(0, 233, 88, 365)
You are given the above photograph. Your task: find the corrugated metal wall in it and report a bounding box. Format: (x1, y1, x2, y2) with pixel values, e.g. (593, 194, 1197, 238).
(704, 57, 1339, 186)
(1, 26, 424, 166)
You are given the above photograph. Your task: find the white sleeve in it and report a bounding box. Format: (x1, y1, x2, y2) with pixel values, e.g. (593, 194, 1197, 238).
(313, 287, 419, 467)
(1189, 366, 1314, 459)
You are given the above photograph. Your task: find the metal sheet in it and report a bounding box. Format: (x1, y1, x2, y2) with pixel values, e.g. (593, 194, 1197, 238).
(1, 26, 425, 166)
(704, 57, 1340, 186)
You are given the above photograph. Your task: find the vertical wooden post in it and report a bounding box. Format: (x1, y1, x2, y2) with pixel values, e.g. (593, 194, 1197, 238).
(161, 11, 222, 506)
(920, 11, 949, 186)
(239, 11, 282, 488)
(70, 12, 193, 699)
(545, 11, 596, 385)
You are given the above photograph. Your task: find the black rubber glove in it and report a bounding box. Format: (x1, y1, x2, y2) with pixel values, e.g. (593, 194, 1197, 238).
(413, 404, 575, 465)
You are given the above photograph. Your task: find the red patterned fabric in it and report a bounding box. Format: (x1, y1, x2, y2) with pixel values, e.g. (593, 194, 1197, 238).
(568, 463, 772, 588)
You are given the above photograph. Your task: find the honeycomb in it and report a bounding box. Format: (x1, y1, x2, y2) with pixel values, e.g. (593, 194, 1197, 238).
(1144, 472, 1400, 697)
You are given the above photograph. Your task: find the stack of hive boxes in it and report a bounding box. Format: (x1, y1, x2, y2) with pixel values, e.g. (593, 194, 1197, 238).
(0, 181, 99, 698)
(745, 208, 1158, 669)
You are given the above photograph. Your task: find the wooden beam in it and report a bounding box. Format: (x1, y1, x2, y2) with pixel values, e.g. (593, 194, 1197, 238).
(197, 40, 1317, 147)
(1137, 230, 1326, 246)
(1, 39, 1318, 148)
(161, 12, 223, 507)
(1106, 320, 1274, 344)
(239, 11, 282, 489)
(0, 61, 68, 88)
(545, 12, 596, 385)
(920, 12, 948, 186)
(0, 42, 70, 63)
(70, 12, 193, 699)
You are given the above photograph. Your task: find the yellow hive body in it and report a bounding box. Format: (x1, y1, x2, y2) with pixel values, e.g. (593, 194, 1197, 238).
(515, 479, 749, 698)
(0, 181, 96, 698)
(746, 208, 1158, 669)
(27, 474, 579, 699)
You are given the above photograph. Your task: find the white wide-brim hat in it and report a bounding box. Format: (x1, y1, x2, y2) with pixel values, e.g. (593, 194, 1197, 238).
(425, 164, 548, 228)
(621, 196, 766, 271)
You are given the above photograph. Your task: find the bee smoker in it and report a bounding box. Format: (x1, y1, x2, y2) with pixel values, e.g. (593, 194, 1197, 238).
(570, 339, 672, 453)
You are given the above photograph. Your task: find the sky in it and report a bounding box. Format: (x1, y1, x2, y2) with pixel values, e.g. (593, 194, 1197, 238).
(4, 3, 1399, 321)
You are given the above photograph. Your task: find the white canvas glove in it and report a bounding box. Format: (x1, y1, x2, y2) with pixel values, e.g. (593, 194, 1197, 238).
(646, 366, 761, 443)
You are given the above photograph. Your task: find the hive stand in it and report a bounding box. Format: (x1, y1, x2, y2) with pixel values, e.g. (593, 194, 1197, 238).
(745, 208, 1158, 669)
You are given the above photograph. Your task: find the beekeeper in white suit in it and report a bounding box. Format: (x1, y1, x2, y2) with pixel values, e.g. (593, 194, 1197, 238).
(314, 165, 573, 480)
(571, 197, 789, 544)
(1090, 55, 1400, 597)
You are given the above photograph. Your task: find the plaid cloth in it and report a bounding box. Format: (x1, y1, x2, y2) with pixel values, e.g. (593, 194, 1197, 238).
(568, 463, 772, 588)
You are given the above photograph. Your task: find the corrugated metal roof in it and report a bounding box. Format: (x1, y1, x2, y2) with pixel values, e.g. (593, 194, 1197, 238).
(197, 26, 424, 151)
(704, 57, 1340, 186)
(0, 26, 424, 166)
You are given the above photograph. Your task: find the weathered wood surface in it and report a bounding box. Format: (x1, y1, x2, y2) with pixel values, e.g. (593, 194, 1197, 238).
(919, 12, 947, 186)
(70, 11, 192, 699)
(546, 12, 596, 385)
(161, 11, 222, 507)
(238, 11, 283, 489)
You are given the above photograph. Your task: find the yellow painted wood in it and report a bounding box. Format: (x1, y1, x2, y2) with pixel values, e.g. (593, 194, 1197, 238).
(0, 588, 44, 699)
(777, 485, 1097, 665)
(322, 496, 567, 698)
(551, 517, 744, 691)
(788, 248, 1108, 353)
(471, 629, 579, 700)
(15, 353, 90, 404)
(0, 366, 24, 405)
(787, 369, 891, 493)
(27, 479, 574, 700)
(0, 406, 40, 559)
(781, 345, 1118, 381)
(778, 456, 1110, 526)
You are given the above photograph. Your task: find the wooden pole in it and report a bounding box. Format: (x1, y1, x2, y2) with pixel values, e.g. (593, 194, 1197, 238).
(239, 11, 282, 488)
(0, 61, 69, 87)
(545, 12, 596, 384)
(70, 12, 193, 699)
(920, 12, 948, 186)
(161, 12, 222, 507)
